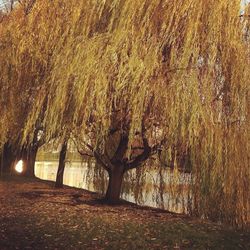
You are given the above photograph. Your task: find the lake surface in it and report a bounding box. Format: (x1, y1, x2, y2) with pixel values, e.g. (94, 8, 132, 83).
(35, 161, 191, 213)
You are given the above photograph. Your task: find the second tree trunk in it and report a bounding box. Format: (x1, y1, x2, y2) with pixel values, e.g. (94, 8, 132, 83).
(22, 145, 39, 177)
(55, 141, 68, 188)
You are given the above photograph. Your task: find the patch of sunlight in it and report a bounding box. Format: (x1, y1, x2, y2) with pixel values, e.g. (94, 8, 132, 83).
(15, 160, 23, 174)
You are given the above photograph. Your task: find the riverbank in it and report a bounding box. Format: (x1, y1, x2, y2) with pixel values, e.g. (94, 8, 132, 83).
(0, 176, 249, 250)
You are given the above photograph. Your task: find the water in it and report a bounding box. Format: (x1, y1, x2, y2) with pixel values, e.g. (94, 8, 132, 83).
(35, 161, 190, 213)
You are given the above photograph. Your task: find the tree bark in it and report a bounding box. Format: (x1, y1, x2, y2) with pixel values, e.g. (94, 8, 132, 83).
(105, 166, 124, 204)
(22, 145, 38, 177)
(1, 143, 16, 176)
(55, 141, 68, 188)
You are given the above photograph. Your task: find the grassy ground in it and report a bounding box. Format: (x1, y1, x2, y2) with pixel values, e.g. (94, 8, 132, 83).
(0, 176, 249, 250)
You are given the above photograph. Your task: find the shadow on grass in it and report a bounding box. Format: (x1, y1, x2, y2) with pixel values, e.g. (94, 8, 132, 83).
(17, 189, 177, 217)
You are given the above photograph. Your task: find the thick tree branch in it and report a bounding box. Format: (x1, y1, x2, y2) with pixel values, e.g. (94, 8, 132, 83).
(110, 134, 129, 165)
(73, 139, 111, 172)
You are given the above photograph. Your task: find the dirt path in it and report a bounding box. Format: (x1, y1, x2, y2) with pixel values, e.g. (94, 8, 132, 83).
(0, 176, 249, 250)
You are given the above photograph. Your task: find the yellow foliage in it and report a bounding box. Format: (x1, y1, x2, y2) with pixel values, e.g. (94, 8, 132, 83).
(0, 0, 249, 227)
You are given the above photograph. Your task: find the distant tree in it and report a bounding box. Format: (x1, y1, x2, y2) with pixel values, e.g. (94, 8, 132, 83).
(0, 1, 48, 176)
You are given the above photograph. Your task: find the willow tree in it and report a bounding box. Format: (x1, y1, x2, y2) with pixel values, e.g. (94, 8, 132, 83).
(2, 0, 249, 227)
(0, 1, 61, 176)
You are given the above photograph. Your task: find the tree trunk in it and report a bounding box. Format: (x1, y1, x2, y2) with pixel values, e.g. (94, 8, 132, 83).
(1, 143, 16, 176)
(55, 141, 68, 188)
(105, 166, 124, 204)
(22, 145, 38, 177)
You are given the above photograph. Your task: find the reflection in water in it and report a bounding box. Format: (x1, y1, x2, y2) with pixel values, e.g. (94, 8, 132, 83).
(35, 161, 190, 213)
